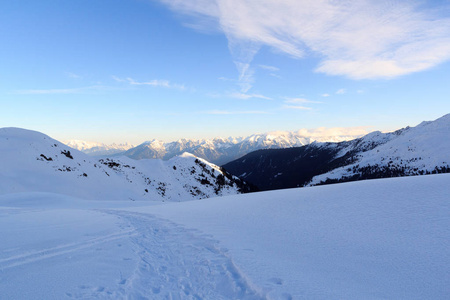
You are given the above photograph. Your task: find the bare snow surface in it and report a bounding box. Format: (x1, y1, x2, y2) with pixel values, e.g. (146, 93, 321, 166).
(1, 174, 449, 299)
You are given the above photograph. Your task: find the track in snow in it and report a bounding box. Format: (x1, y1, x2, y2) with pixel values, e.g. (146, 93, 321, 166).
(103, 210, 264, 300)
(0, 230, 136, 271)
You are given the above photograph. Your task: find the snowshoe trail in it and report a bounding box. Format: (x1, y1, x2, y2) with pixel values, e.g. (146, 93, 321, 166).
(104, 210, 265, 300)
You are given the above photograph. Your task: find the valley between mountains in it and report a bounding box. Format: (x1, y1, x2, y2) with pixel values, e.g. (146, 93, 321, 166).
(1, 114, 449, 299)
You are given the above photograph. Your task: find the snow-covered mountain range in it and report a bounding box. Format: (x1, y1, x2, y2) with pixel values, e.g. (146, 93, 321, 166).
(224, 114, 450, 190)
(64, 140, 135, 156)
(1, 128, 252, 201)
(64, 130, 364, 164)
(120, 130, 364, 165)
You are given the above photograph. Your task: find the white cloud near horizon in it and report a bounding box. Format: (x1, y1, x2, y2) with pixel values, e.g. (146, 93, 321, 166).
(158, 0, 450, 80)
(294, 126, 371, 138)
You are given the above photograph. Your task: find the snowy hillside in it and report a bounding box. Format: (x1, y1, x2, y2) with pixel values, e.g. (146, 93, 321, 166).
(122, 130, 363, 165)
(0, 174, 448, 299)
(308, 113, 450, 185)
(64, 140, 135, 156)
(224, 114, 450, 190)
(0, 128, 250, 201)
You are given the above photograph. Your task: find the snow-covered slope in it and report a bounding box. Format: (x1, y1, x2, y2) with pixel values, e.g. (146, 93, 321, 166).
(308, 113, 450, 185)
(0, 128, 250, 201)
(123, 130, 363, 165)
(64, 140, 135, 156)
(1, 174, 448, 299)
(224, 114, 450, 190)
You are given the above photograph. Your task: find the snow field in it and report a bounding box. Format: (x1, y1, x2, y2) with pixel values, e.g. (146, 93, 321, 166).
(0, 174, 449, 299)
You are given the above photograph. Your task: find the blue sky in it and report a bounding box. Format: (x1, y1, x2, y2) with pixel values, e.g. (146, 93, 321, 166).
(1, 0, 450, 144)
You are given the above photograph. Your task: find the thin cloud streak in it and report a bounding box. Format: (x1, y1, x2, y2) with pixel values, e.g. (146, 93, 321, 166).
(270, 73, 281, 79)
(113, 76, 186, 90)
(158, 0, 450, 80)
(282, 105, 312, 110)
(258, 64, 279, 72)
(203, 110, 268, 115)
(284, 97, 321, 104)
(66, 72, 82, 79)
(229, 92, 272, 100)
(15, 85, 109, 95)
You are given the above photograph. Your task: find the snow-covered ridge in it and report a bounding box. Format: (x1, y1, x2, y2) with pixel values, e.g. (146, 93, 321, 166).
(222, 113, 450, 191)
(0, 128, 251, 201)
(308, 113, 450, 185)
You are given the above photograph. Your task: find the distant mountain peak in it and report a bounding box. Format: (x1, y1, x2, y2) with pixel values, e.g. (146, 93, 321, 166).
(64, 139, 135, 156)
(119, 129, 365, 165)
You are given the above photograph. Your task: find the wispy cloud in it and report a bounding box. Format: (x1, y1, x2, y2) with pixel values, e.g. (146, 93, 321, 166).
(282, 105, 312, 110)
(66, 72, 82, 79)
(15, 85, 107, 95)
(113, 76, 186, 90)
(111, 75, 127, 83)
(158, 0, 450, 79)
(270, 73, 281, 79)
(321, 93, 330, 97)
(258, 64, 279, 72)
(229, 92, 272, 100)
(203, 110, 268, 115)
(259, 64, 281, 79)
(218, 76, 234, 81)
(16, 88, 81, 95)
(336, 89, 346, 95)
(284, 97, 321, 104)
(282, 96, 321, 110)
(234, 62, 255, 92)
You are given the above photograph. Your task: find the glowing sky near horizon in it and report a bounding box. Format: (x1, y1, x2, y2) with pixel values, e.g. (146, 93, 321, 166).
(1, 0, 450, 144)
